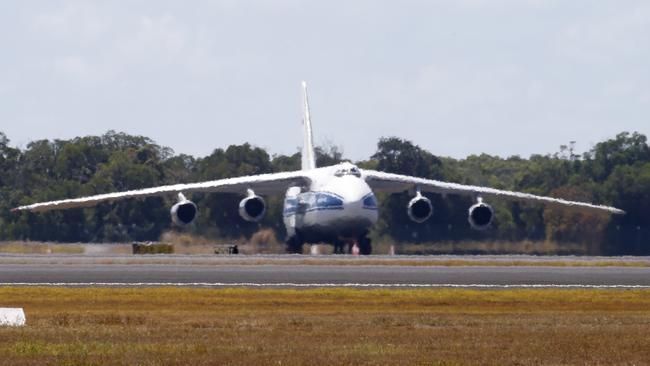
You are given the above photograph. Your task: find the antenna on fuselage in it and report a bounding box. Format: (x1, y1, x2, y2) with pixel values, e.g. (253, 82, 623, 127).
(301, 81, 316, 171)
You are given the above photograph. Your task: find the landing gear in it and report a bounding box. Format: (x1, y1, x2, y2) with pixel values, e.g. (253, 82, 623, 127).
(333, 236, 372, 255)
(286, 234, 304, 254)
(358, 236, 372, 255)
(333, 239, 346, 254)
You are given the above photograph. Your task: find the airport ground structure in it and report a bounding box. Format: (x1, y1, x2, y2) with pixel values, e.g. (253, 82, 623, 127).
(0, 130, 649, 255)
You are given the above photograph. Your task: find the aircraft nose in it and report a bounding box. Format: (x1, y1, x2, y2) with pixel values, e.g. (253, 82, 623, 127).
(337, 176, 373, 206)
(325, 175, 379, 233)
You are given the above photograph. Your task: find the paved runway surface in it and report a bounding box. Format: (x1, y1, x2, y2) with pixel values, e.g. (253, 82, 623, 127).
(2, 255, 650, 288)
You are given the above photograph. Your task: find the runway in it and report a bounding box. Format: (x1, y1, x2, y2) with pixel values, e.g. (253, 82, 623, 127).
(2, 254, 650, 288)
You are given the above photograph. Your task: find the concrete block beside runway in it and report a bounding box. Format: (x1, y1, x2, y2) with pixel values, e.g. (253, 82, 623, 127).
(0, 308, 26, 326)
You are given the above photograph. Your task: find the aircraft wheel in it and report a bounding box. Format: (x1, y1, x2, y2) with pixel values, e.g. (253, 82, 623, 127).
(333, 240, 345, 254)
(286, 235, 304, 254)
(359, 237, 372, 255)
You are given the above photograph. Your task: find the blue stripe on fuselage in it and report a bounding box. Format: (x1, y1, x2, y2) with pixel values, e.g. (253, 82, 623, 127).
(283, 191, 344, 217)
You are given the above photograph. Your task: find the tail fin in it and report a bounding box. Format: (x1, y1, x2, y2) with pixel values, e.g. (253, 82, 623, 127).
(301, 81, 316, 171)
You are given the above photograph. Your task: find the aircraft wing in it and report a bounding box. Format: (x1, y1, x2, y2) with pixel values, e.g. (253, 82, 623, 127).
(363, 170, 625, 215)
(12, 171, 311, 213)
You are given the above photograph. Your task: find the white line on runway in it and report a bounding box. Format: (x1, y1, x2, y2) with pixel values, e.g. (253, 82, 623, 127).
(1, 282, 650, 289)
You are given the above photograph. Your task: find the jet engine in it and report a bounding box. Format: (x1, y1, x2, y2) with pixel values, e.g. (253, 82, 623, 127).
(170, 193, 198, 226)
(407, 193, 433, 223)
(239, 190, 266, 222)
(468, 197, 494, 230)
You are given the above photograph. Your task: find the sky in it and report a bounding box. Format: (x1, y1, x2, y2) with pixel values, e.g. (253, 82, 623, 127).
(0, 1, 648, 161)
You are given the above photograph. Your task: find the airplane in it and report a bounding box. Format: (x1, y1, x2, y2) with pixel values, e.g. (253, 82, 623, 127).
(12, 82, 625, 254)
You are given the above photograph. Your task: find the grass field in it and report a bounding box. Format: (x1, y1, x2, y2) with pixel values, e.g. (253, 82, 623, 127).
(1, 287, 650, 365)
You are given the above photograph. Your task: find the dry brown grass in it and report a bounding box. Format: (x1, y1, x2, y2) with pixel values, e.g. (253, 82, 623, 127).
(0, 238, 614, 257)
(158, 231, 275, 255)
(399, 240, 590, 255)
(247, 229, 286, 254)
(0, 242, 85, 255)
(159, 231, 216, 246)
(1, 287, 650, 365)
(158, 231, 223, 254)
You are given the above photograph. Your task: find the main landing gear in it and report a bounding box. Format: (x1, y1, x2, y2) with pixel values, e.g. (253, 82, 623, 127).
(286, 234, 372, 255)
(333, 236, 372, 255)
(358, 236, 372, 255)
(333, 239, 346, 254)
(286, 234, 304, 254)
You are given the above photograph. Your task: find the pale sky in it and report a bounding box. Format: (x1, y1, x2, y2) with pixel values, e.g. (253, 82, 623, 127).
(1, 1, 648, 160)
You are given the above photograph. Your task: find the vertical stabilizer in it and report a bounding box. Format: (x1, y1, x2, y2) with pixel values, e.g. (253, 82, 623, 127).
(301, 81, 316, 171)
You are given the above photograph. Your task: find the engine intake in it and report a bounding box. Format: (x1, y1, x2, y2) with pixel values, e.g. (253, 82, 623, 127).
(468, 198, 493, 230)
(170, 193, 198, 226)
(407, 193, 433, 223)
(239, 191, 266, 222)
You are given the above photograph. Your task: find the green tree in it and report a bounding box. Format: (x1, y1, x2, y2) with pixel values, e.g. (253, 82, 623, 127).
(585, 132, 650, 181)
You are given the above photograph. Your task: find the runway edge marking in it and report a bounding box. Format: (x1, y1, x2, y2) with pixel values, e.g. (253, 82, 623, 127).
(1, 282, 650, 289)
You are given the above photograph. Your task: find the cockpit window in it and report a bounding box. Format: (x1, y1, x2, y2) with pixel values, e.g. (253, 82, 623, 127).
(334, 166, 361, 178)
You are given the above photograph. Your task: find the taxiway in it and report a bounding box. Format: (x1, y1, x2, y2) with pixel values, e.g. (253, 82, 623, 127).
(1, 254, 650, 288)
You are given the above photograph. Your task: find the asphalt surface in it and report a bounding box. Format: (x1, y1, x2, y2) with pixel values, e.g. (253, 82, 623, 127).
(1, 255, 650, 287)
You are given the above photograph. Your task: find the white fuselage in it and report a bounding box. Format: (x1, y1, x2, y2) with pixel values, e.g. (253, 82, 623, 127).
(282, 162, 378, 242)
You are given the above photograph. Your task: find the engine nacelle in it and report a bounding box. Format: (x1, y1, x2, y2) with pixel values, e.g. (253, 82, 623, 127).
(468, 198, 494, 230)
(239, 191, 266, 222)
(407, 193, 433, 223)
(170, 193, 198, 226)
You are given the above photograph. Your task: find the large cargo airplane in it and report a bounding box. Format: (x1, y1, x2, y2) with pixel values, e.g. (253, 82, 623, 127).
(12, 82, 625, 254)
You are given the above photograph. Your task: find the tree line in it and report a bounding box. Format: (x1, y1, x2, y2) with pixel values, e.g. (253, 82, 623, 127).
(0, 130, 648, 255)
